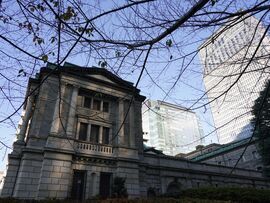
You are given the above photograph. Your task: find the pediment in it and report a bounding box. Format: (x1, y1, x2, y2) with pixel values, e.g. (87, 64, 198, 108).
(86, 74, 117, 85)
(43, 62, 135, 88)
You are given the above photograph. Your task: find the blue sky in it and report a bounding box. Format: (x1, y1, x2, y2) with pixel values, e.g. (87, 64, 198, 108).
(2, 0, 266, 170)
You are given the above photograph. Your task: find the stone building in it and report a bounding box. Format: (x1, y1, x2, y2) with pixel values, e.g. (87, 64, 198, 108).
(1, 63, 270, 200)
(180, 138, 262, 171)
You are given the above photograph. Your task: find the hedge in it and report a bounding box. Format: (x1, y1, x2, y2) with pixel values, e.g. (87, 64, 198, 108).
(0, 197, 229, 203)
(181, 187, 270, 203)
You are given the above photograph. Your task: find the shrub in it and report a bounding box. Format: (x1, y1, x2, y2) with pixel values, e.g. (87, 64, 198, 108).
(181, 187, 270, 203)
(111, 177, 128, 198)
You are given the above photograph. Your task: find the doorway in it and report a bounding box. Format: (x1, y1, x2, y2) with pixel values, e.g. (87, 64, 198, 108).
(71, 170, 86, 200)
(99, 172, 112, 198)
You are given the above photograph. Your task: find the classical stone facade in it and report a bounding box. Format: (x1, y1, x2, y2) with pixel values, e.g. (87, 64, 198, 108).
(180, 138, 262, 171)
(1, 63, 270, 200)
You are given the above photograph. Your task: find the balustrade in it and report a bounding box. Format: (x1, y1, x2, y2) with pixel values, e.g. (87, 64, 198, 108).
(76, 141, 113, 154)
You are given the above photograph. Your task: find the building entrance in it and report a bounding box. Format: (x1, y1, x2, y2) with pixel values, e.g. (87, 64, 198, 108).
(71, 170, 86, 200)
(99, 172, 112, 198)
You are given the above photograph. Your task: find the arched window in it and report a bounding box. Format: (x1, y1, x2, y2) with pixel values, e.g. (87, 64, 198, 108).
(166, 179, 181, 196)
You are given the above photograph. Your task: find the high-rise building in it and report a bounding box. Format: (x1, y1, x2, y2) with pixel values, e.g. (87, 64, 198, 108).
(142, 100, 204, 155)
(199, 16, 270, 144)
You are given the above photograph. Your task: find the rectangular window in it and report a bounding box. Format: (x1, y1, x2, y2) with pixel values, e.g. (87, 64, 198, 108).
(103, 102, 109, 112)
(90, 125, 100, 143)
(84, 97, 91, 108)
(102, 127, 110, 145)
(79, 122, 88, 141)
(93, 99, 101, 111)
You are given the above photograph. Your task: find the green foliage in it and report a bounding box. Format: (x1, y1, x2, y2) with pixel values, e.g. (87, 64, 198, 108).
(111, 176, 128, 198)
(181, 187, 270, 203)
(1, 187, 269, 203)
(94, 92, 103, 98)
(0, 197, 230, 203)
(41, 54, 48, 62)
(60, 6, 76, 21)
(251, 79, 270, 175)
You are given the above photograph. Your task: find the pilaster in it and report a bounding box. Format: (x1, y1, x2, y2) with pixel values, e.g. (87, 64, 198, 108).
(50, 84, 67, 135)
(118, 100, 125, 145)
(16, 95, 34, 143)
(66, 85, 79, 137)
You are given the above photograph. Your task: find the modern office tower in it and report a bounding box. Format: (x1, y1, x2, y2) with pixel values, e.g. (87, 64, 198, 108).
(199, 16, 270, 144)
(142, 100, 204, 155)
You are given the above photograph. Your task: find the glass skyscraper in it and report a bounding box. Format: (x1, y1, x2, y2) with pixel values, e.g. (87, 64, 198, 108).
(199, 16, 270, 144)
(142, 100, 204, 155)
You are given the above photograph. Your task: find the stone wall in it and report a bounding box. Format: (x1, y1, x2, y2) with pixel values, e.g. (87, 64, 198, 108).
(115, 161, 140, 198)
(37, 152, 72, 199)
(200, 143, 262, 170)
(140, 153, 270, 196)
(13, 152, 43, 199)
(1, 156, 20, 197)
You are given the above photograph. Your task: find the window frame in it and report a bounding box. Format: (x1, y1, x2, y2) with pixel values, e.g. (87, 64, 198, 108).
(92, 99, 102, 111)
(78, 122, 88, 141)
(82, 96, 110, 113)
(90, 124, 100, 143)
(83, 97, 92, 108)
(102, 127, 110, 145)
(76, 119, 112, 145)
(102, 101, 110, 113)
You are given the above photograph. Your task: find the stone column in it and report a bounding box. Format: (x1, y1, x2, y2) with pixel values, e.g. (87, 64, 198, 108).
(16, 95, 33, 143)
(99, 127, 103, 144)
(129, 103, 135, 148)
(50, 90, 60, 135)
(66, 85, 79, 137)
(86, 172, 97, 198)
(50, 84, 67, 135)
(87, 124, 91, 142)
(118, 100, 125, 145)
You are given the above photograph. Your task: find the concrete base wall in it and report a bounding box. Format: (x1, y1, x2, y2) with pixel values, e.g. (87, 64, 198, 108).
(37, 152, 72, 199)
(1, 156, 20, 197)
(140, 154, 270, 197)
(13, 152, 43, 199)
(115, 161, 140, 198)
(2, 148, 270, 200)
